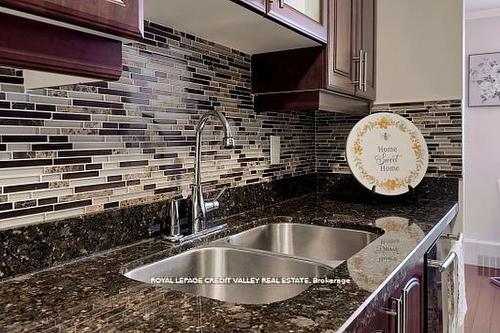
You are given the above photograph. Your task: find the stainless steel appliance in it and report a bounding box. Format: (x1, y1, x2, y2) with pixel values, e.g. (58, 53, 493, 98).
(425, 228, 463, 333)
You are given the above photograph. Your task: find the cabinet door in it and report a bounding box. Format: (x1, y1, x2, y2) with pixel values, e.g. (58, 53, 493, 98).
(402, 277, 423, 333)
(0, 12, 122, 80)
(234, 0, 267, 13)
(267, 0, 327, 42)
(0, 0, 144, 39)
(388, 276, 423, 333)
(354, 0, 376, 100)
(360, 307, 390, 333)
(327, 0, 356, 95)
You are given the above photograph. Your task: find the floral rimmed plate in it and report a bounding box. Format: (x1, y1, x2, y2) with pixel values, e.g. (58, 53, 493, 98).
(346, 113, 429, 196)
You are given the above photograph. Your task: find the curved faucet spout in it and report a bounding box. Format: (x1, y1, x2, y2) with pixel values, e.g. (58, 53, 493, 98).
(195, 110, 234, 148)
(192, 110, 234, 233)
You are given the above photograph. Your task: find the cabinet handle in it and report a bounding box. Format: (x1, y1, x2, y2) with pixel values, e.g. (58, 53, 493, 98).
(359, 49, 364, 91)
(363, 51, 368, 92)
(106, 0, 126, 5)
(353, 49, 364, 90)
(428, 232, 463, 272)
(381, 278, 421, 333)
(381, 297, 402, 333)
(428, 253, 456, 272)
(268, 0, 284, 7)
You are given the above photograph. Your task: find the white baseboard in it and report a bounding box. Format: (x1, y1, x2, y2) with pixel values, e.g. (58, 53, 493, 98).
(464, 238, 500, 267)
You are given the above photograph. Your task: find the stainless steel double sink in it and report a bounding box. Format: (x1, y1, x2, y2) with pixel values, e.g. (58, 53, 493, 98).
(122, 222, 378, 304)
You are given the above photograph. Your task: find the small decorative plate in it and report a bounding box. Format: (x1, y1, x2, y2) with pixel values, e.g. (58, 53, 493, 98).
(346, 113, 429, 196)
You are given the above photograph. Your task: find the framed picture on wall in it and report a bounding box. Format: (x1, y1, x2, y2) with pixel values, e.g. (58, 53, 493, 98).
(469, 52, 500, 107)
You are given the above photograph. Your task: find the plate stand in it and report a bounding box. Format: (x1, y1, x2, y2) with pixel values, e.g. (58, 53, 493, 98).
(370, 185, 418, 206)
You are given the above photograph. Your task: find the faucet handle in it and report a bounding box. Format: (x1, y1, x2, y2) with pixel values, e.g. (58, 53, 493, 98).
(204, 186, 228, 214)
(212, 186, 228, 202)
(171, 193, 185, 202)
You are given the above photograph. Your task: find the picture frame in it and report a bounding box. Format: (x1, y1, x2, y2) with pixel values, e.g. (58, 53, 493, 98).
(469, 52, 500, 107)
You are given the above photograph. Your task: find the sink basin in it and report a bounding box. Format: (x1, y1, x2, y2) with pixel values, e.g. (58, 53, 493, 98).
(123, 246, 329, 304)
(224, 223, 378, 265)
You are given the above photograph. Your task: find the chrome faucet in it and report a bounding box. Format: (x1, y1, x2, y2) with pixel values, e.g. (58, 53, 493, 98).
(165, 195, 184, 242)
(191, 110, 234, 234)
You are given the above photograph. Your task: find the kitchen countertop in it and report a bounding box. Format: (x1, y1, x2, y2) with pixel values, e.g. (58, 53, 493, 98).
(0, 193, 458, 333)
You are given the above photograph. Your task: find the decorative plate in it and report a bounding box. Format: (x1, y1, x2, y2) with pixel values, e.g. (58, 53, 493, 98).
(346, 113, 428, 196)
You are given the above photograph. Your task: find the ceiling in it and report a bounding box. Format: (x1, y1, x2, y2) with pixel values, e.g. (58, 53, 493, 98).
(465, 0, 500, 12)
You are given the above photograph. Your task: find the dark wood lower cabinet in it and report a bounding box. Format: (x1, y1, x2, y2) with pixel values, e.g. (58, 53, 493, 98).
(400, 277, 423, 333)
(362, 262, 424, 333)
(362, 310, 390, 333)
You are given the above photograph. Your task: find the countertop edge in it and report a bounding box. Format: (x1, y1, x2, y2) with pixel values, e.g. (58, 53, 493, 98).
(0, 200, 459, 332)
(336, 202, 459, 332)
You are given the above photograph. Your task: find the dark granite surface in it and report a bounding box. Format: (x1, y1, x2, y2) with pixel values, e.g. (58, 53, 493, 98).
(0, 193, 457, 332)
(0, 174, 316, 280)
(316, 172, 459, 203)
(0, 201, 167, 280)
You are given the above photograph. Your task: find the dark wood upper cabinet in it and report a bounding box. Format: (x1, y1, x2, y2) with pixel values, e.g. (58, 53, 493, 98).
(267, 0, 327, 43)
(328, 0, 356, 95)
(0, 0, 141, 81)
(328, 0, 376, 100)
(0, 0, 144, 40)
(230, 0, 326, 43)
(252, 0, 376, 113)
(0, 12, 122, 81)
(234, 0, 268, 13)
(252, 47, 325, 93)
(252, 0, 376, 114)
(354, 0, 376, 100)
(252, 46, 368, 113)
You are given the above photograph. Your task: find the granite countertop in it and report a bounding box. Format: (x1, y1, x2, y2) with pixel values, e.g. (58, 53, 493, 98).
(0, 193, 458, 333)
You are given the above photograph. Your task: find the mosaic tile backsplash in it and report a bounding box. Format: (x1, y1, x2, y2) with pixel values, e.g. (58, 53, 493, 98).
(316, 100, 462, 178)
(0, 20, 462, 230)
(0, 21, 315, 229)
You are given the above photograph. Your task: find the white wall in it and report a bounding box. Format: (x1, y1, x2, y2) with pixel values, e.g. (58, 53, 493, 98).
(375, 0, 462, 104)
(464, 15, 500, 266)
